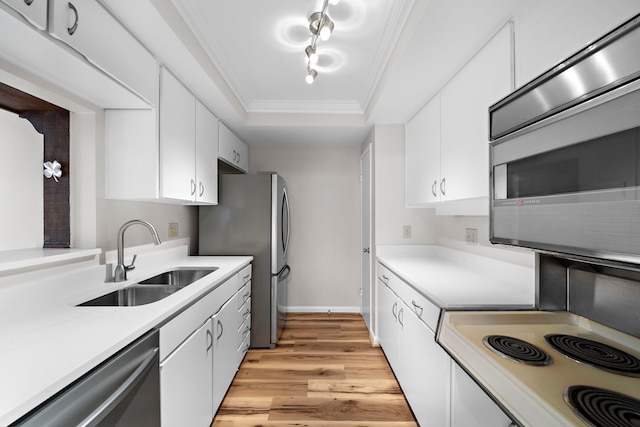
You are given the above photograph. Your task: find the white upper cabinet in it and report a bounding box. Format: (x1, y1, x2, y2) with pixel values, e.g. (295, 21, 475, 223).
(406, 93, 441, 206)
(1, 0, 47, 30)
(439, 24, 511, 204)
(514, 0, 640, 88)
(195, 100, 219, 204)
(405, 24, 511, 214)
(219, 122, 248, 173)
(48, 0, 158, 105)
(105, 67, 218, 205)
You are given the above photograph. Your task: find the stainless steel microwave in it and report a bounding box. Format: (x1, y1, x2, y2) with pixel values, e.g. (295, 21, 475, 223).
(489, 13, 640, 265)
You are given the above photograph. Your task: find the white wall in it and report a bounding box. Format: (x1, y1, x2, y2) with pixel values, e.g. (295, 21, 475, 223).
(372, 124, 436, 245)
(0, 109, 43, 250)
(249, 144, 361, 311)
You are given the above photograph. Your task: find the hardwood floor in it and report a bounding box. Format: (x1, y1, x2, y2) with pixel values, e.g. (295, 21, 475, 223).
(211, 312, 418, 426)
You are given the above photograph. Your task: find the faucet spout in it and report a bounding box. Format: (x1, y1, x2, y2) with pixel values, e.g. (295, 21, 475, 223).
(114, 219, 161, 282)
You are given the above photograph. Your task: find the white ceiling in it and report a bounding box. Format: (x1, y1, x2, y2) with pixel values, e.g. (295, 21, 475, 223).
(105, 0, 527, 146)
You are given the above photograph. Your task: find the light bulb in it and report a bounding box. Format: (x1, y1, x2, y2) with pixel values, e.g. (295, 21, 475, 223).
(305, 45, 318, 65)
(306, 69, 317, 84)
(319, 25, 331, 41)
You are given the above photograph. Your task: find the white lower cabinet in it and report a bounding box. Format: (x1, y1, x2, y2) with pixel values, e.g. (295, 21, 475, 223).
(377, 262, 511, 426)
(451, 363, 514, 427)
(377, 271, 449, 426)
(159, 264, 252, 426)
(160, 320, 213, 427)
(212, 292, 241, 412)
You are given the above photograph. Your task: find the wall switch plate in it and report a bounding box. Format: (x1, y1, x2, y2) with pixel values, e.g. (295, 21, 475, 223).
(169, 222, 179, 238)
(466, 228, 478, 245)
(403, 225, 412, 239)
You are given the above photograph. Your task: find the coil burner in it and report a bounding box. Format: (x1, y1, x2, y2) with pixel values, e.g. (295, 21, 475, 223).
(565, 385, 640, 427)
(544, 334, 640, 377)
(483, 335, 552, 366)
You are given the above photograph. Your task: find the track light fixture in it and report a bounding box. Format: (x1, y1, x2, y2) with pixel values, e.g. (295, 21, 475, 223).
(304, 0, 338, 83)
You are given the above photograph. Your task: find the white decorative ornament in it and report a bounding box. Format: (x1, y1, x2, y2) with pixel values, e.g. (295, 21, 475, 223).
(43, 160, 62, 182)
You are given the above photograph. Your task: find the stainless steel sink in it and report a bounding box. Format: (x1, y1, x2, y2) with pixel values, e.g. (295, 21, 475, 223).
(77, 267, 218, 307)
(137, 267, 218, 287)
(77, 285, 186, 306)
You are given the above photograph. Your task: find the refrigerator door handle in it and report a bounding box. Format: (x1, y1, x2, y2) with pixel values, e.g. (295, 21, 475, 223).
(282, 187, 291, 258)
(279, 265, 291, 280)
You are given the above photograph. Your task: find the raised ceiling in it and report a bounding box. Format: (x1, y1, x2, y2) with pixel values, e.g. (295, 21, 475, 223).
(105, 0, 527, 146)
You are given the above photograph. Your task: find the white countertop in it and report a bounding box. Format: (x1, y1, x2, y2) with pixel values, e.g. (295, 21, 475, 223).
(0, 244, 251, 425)
(376, 245, 535, 309)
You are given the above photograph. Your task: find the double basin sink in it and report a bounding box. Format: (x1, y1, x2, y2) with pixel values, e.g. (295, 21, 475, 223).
(78, 267, 218, 307)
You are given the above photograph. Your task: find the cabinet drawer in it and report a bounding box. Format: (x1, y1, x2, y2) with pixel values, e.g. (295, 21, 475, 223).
(394, 280, 440, 333)
(238, 296, 251, 327)
(160, 273, 238, 360)
(238, 282, 251, 309)
(239, 264, 252, 287)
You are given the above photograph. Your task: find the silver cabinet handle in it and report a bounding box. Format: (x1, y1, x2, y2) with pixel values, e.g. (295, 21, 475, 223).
(24, 0, 34, 5)
(363, 248, 370, 254)
(243, 273, 251, 284)
(190, 179, 196, 196)
(392, 301, 398, 320)
(411, 300, 424, 316)
(242, 325, 250, 335)
(398, 307, 404, 327)
(77, 348, 158, 427)
(67, 2, 79, 35)
(199, 182, 205, 197)
(216, 319, 224, 341)
(242, 308, 250, 320)
(242, 290, 250, 300)
(232, 150, 238, 163)
(381, 274, 389, 285)
(206, 329, 213, 352)
(431, 180, 437, 197)
(440, 177, 446, 196)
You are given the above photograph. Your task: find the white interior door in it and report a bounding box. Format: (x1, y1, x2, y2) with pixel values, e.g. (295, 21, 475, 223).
(361, 146, 372, 331)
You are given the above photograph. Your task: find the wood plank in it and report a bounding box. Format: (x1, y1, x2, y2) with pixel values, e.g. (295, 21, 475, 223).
(267, 396, 415, 422)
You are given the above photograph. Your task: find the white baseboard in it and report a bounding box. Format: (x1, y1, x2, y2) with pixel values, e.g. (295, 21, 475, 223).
(287, 306, 360, 313)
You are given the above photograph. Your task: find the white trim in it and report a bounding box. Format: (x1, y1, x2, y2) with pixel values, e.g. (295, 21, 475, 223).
(287, 306, 360, 313)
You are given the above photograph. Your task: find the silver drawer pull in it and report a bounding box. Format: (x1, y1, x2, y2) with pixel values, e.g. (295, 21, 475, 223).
(243, 273, 251, 284)
(242, 308, 250, 319)
(431, 180, 437, 197)
(381, 274, 390, 284)
(242, 326, 250, 335)
(411, 300, 424, 315)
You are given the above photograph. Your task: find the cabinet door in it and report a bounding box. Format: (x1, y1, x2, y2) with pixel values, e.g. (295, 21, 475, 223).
(218, 122, 248, 172)
(160, 320, 213, 427)
(195, 100, 218, 204)
(2, 0, 47, 29)
(212, 294, 241, 412)
(160, 68, 196, 201)
(400, 304, 450, 427)
(406, 93, 441, 205)
(440, 24, 511, 202)
(48, 0, 157, 104)
(451, 363, 514, 427)
(376, 279, 400, 370)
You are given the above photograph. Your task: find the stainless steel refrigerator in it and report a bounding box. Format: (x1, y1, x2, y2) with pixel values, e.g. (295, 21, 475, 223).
(199, 173, 290, 348)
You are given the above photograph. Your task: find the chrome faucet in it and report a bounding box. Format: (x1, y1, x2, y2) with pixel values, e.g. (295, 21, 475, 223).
(114, 219, 161, 282)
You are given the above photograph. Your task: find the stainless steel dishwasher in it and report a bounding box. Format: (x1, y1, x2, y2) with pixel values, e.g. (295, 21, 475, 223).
(12, 330, 160, 427)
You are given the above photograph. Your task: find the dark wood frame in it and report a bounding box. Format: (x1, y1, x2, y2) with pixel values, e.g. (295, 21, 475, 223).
(0, 82, 70, 248)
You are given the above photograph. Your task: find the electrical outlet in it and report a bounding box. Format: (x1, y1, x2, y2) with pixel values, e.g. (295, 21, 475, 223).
(169, 222, 179, 238)
(403, 225, 412, 239)
(466, 228, 478, 245)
